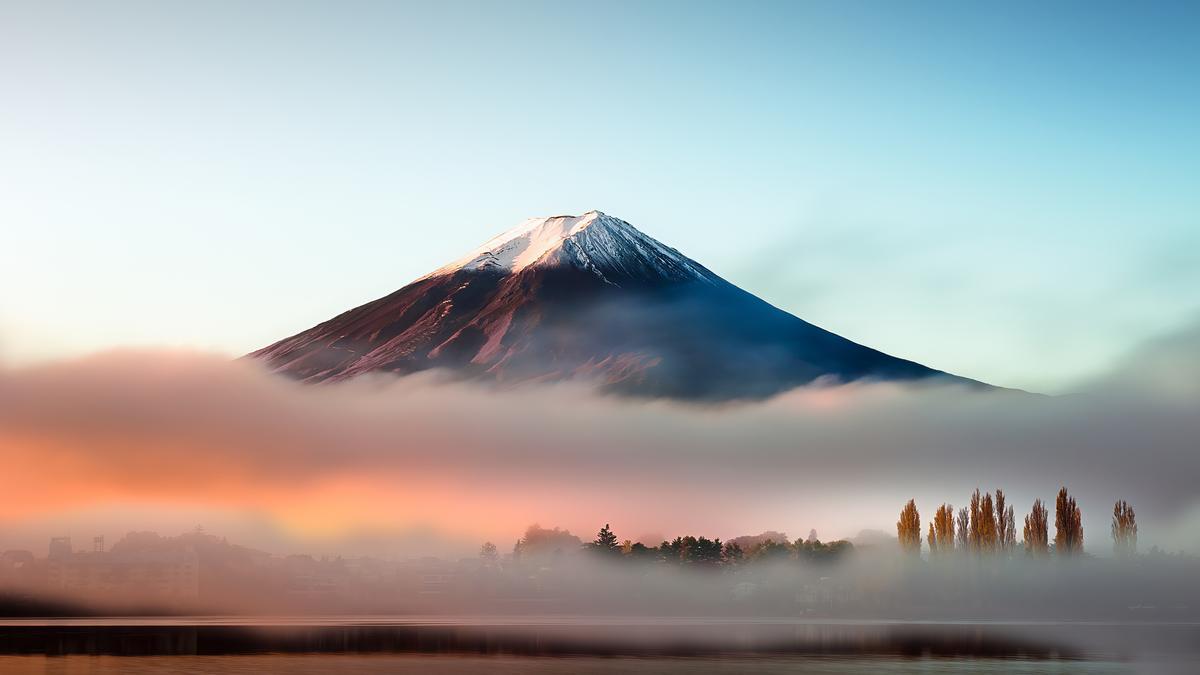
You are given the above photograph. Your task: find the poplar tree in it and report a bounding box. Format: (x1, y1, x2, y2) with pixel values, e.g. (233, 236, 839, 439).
(995, 490, 1010, 553)
(1054, 487, 1084, 556)
(897, 499, 921, 555)
(1002, 504, 1017, 553)
(1023, 498, 1049, 558)
(932, 504, 955, 556)
(955, 507, 970, 552)
(1112, 500, 1137, 558)
(968, 490, 981, 552)
(979, 492, 998, 553)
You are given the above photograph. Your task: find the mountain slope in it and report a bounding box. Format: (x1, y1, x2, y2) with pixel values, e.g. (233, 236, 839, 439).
(251, 211, 979, 399)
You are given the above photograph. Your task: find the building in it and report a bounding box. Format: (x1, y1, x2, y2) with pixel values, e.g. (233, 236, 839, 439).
(45, 538, 200, 602)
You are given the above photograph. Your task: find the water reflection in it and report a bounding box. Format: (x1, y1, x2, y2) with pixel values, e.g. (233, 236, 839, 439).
(0, 618, 1196, 673)
(0, 654, 1137, 675)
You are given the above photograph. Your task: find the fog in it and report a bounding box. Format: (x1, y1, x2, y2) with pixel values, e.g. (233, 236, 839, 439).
(3, 538, 1199, 669)
(0, 319, 1198, 556)
(3, 326, 1200, 670)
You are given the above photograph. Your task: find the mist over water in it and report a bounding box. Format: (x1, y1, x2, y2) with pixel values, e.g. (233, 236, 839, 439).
(2, 322, 1199, 671)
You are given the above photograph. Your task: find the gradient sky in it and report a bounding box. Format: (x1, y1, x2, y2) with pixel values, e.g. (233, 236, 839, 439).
(1, 0, 1197, 392)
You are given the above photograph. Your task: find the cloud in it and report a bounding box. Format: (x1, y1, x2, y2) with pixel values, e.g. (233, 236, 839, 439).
(1079, 312, 1200, 399)
(1, 319, 1198, 553)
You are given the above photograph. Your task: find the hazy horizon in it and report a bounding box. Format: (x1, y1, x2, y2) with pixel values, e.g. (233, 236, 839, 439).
(3, 315, 1197, 558)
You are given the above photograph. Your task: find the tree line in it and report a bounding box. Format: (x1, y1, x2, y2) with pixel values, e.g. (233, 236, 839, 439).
(583, 523, 854, 567)
(898, 487, 1138, 558)
(491, 523, 854, 568)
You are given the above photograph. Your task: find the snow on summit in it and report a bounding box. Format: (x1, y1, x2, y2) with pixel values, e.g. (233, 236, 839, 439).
(424, 211, 717, 284)
(441, 211, 605, 275)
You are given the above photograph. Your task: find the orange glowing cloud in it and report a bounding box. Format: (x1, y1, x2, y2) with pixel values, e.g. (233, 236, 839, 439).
(2, 335, 1199, 553)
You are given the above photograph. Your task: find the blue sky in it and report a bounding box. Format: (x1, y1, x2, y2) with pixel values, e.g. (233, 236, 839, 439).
(1, 0, 1197, 392)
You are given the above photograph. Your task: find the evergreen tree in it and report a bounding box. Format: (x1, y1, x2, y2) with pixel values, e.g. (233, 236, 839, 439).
(691, 536, 724, 566)
(626, 542, 657, 562)
(587, 523, 621, 556)
(659, 537, 685, 564)
(747, 538, 790, 563)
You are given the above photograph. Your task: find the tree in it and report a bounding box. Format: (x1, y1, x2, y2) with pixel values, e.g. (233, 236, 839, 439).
(1112, 500, 1137, 558)
(746, 538, 790, 563)
(690, 536, 724, 567)
(817, 539, 854, 563)
(479, 541, 499, 567)
(513, 524, 582, 561)
(955, 506, 970, 552)
(722, 541, 744, 566)
(1002, 504, 1016, 553)
(1023, 499, 1049, 558)
(587, 523, 621, 557)
(978, 492, 998, 553)
(930, 504, 955, 556)
(1054, 487, 1084, 556)
(994, 490, 1011, 554)
(969, 489, 983, 553)
(625, 541, 657, 562)
(897, 499, 921, 555)
(658, 537, 685, 564)
(797, 537, 854, 564)
(657, 535, 722, 566)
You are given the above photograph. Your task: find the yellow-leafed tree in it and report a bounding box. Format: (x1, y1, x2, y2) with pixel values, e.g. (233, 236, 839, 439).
(979, 492, 998, 553)
(1023, 498, 1049, 558)
(897, 499, 921, 555)
(1054, 487, 1084, 556)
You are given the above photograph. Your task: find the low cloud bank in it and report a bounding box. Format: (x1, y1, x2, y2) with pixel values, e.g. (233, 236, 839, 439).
(1, 320, 1198, 553)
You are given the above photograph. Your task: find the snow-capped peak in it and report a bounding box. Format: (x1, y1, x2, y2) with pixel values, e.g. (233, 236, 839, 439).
(424, 210, 718, 285)
(440, 211, 606, 275)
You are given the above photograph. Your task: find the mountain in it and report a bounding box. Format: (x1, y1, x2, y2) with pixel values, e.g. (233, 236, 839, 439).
(251, 211, 980, 399)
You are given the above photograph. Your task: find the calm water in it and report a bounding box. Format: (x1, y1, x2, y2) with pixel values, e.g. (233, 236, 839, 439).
(0, 654, 1140, 674)
(1, 618, 1196, 674)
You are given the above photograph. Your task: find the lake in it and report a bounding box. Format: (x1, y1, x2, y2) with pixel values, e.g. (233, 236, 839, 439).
(1, 617, 1195, 673)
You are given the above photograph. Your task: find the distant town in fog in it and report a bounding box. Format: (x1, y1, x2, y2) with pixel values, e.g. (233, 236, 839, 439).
(2, 488, 1195, 621)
